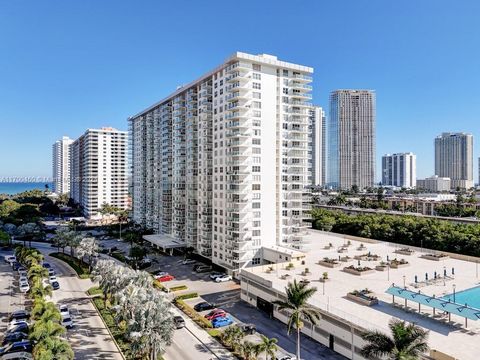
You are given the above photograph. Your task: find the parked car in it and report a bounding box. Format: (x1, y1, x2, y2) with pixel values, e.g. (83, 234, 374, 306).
(173, 316, 185, 329)
(154, 271, 168, 277)
(51, 281, 60, 290)
(61, 317, 74, 329)
(4, 255, 16, 264)
(209, 272, 224, 280)
(138, 259, 152, 270)
(41, 262, 51, 269)
(48, 276, 57, 284)
(48, 269, 56, 276)
(18, 271, 27, 278)
(16, 267, 26, 274)
(204, 309, 227, 320)
(18, 276, 27, 284)
(215, 274, 232, 283)
(7, 321, 29, 331)
(2, 333, 29, 347)
(157, 274, 175, 282)
(12, 262, 20, 271)
(19, 283, 29, 293)
(5, 323, 28, 336)
(0, 352, 33, 360)
(195, 265, 212, 273)
(182, 259, 196, 265)
(9, 311, 29, 324)
(276, 356, 297, 360)
(58, 305, 70, 318)
(238, 323, 256, 335)
(193, 302, 215, 312)
(211, 316, 233, 328)
(0, 341, 32, 356)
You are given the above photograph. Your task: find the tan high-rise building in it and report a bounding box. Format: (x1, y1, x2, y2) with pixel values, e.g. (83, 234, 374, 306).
(434, 132, 473, 189)
(327, 90, 376, 190)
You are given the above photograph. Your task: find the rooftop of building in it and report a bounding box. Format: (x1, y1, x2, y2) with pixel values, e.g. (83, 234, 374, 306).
(129, 51, 314, 119)
(242, 229, 480, 359)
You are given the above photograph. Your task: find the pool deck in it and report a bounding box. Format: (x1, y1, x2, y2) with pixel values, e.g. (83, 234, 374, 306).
(245, 230, 480, 360)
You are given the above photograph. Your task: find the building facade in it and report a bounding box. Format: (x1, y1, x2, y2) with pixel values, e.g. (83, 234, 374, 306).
(434, 132, 473, 189)
(327, 90, 376, 190)
(416, 175, 451, 192)
(52, 136, 73, 194)
(70, 127, 128, 219)
(381, 152, 416, 188)
(129, 52, 313, 273)
(308, 106, 326, 186)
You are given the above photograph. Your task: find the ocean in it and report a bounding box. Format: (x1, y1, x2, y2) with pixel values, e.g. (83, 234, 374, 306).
(0, 182, 54, 195)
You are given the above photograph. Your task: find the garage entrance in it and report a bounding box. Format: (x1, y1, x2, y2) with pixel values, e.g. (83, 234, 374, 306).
(257, 297, 273, 317)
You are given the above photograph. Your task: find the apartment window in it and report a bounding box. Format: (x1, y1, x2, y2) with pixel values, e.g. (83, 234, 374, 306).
(253, 221, 261, 227)
(253, 175, 261, 182)
(252, 101, 261, 109)
(252, 139, 261, 145)
(253, 157, 261, 164)
(253, 92, 261, 99)
(253, 82, 261, 90)
(253, 193, 261, 199)
(252, 184, 261, 190)
(253, 211, 261, 218)
(253, 120, 261, 127)
(252, 166, 260, 172)
(252, 202, 261, 209)
(252, 148, 261, 154)
(253, 110, 261, 118)
(252, 230, 261, 237)
(283, 88, 289, 95)
(283, 69, 289, 76)
(252, 64, 261, 71)
(253, 73, 261, 80)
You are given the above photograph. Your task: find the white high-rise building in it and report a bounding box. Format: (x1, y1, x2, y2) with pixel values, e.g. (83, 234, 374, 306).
(308, 106, 326, 186)
(70, 127, 128, 219)
(434, 132, 473, 189)
(382, 152, 416, 188)
(52, 136, 73, 194)
(129, 52, 313, 274)
(327, 90, 376, 190)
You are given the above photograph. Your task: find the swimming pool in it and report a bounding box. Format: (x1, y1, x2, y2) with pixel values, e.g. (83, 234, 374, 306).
(442, 286, 480, 309)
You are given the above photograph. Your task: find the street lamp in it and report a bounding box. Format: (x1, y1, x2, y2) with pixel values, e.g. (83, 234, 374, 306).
(453, 284, 456, 303)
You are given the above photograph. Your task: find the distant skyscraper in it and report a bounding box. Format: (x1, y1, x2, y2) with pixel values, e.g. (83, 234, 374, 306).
(327, 90, 376, 190)
(434, 132, 473, 189)
(308, 106, 326, 186)
(52, 136, 73, 195)
(382, 153, 416, 188)
(70, 127, 129, 219)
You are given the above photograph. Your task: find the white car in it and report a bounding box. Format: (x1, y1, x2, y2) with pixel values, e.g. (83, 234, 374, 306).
(18, 271, 27, 278)
(155, 272, 168, 278)
(182, 259, 196, 265)
(0, 351, 33, 360)
(8, 319, 29, 330)
(19, 283, 30, 293)
(59, 305, 70, 318)
(4, 255, 16, 264)
(215, 274, 232, 283)
(61, 316, 74, 329)
(48, 276, 57, 284)
(19, 276, 28, 284)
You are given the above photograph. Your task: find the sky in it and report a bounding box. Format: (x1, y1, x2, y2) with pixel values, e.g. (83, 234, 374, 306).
(0, 0, 479, 181)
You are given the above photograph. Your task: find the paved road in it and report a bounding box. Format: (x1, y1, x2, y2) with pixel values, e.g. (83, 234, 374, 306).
(3, 243, 123, 360)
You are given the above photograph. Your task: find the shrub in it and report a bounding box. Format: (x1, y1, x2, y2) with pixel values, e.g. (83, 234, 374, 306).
(174, 292, 199, 301)
(50, 252, 90, 278)
(175, 299, 212, 328)
(87, 286, 103, 297)
(169, 285, 188, 292)
(153, 280, 166, 291)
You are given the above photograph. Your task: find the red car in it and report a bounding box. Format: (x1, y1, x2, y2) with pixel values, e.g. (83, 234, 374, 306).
(205, 309, 227, 320)
(157, 274, 175, 282)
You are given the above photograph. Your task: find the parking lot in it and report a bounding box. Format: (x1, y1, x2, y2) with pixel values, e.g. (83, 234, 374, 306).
(152, 254, 345, 360)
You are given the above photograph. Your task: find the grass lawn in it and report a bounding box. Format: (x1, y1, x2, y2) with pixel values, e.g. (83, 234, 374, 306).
(50, 252, 91, 279)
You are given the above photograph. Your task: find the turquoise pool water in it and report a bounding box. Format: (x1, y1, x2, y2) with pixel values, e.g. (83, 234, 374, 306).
(442, 286, 480, 309)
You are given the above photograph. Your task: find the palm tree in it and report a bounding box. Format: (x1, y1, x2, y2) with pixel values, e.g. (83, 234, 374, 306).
(28, 264, 49, 282)
(220, 325, 245, 350)
(258, 335, 278, 360)
(361, 319, 429, 360)
(30, 320, 65, 343)
(117, 209, 129, 240)
(31, 300, 60, 321)
(30, 281, 53, 300)
(33, 337, 74, 360)
(239, 341, 258, 360)
(273, 279, 321, 360)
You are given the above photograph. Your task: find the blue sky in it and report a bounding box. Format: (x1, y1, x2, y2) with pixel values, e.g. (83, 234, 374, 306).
(1, 0, 479, 180)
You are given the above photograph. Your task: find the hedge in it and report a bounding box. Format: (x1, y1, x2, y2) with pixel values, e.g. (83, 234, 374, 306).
(50, 252, 90, 279)
(87, 286, 103, 297)
(175, 299, 212, 329)
(174, 292, 198, 301)
(169, 285, 188, 292)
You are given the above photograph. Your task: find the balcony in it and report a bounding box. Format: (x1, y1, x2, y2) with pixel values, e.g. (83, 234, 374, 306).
(225, 61, 250, 73)
(291, 74, 313, 82)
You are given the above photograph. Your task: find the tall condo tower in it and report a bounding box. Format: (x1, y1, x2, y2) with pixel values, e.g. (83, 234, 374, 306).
(382, 153, 416, 188)
(129, 52, 313, 274)
(308, 106, 326, 186)
(70, 127, 129, 219)
(434, 132, 473, 189)
(52, 136, 74, 195)
(328, 90, 376, 190)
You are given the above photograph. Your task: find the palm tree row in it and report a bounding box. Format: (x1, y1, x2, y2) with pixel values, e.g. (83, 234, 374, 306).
(220, 325, 278, 360)
(14, 246, 74, 359)
(92, 259, 174, 360)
